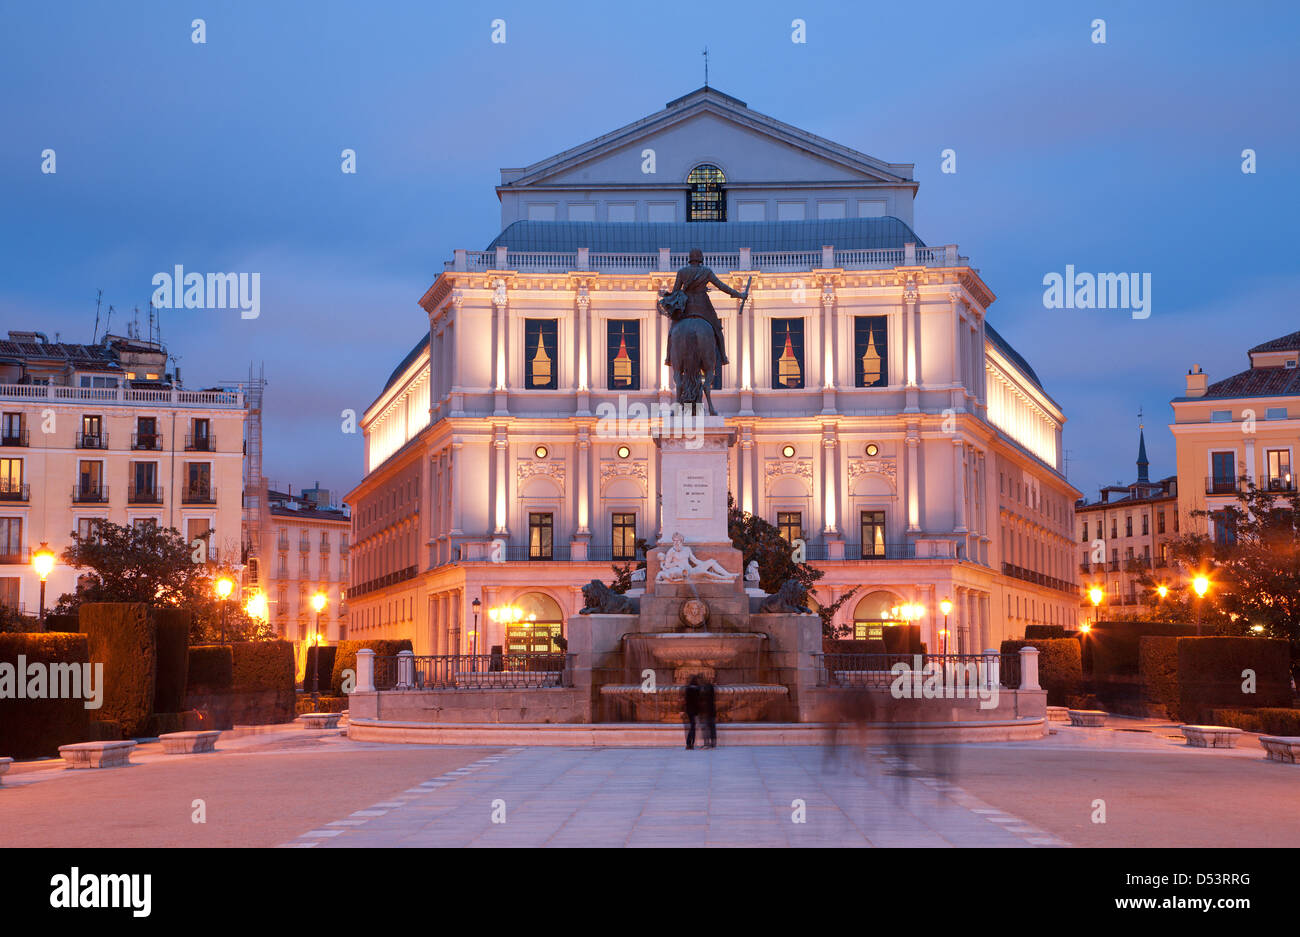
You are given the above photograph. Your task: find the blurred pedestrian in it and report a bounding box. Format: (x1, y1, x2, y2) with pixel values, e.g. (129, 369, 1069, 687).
(683, 675, 701, 750)
(701, 678, 717, 748)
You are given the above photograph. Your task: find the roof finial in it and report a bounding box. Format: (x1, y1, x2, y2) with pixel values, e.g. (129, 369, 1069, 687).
(702, 47, 709, 87)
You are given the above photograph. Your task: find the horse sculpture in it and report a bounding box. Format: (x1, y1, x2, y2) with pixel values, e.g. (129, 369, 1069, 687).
(658, 271, 749, 416)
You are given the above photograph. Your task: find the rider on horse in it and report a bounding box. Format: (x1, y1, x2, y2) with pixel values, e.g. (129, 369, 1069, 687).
(660, 248, 749, 366)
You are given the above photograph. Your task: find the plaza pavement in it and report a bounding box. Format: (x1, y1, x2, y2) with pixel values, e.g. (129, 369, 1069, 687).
(1, 717, 1297, 847)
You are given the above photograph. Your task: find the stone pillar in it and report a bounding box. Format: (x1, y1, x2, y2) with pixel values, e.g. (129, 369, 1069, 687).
(355, 648, 375, 693)
(396, 649, 414, 690)
(953, 439, 968, 533)
(821, 424, 838, 533)
(1019, 645, 1041, 691)
(449, 440, 463, 537)
(493, 426, 509, 535)
(576, 425, 591, 536)
(906, 430, 921, 532)
(493, 278, 509, 414)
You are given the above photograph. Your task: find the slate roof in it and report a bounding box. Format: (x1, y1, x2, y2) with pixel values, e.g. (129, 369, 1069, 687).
(984, 323, 1043, 392)
(1249, 329, 1300, 354)
(1202, 365, 1300, 400)
(485, 217, 926, 253)
(378, 333, 430, 398)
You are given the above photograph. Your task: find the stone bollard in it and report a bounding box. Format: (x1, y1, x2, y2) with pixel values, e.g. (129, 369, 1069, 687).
(355, 648, 376, 693)
(1019, 646, 1041, 691)
(982, 648, 1000, 690)
(396, 650, 414, 690)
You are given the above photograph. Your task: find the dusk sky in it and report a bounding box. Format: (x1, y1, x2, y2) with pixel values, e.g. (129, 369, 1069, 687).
(2, 0, 1297, 501)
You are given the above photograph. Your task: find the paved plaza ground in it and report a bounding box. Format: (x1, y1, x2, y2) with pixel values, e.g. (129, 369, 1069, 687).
(1, 718, 1297, 848)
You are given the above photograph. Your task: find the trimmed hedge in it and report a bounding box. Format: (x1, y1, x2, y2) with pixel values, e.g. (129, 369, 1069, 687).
(1087, 620, 1198, 677)
(1209, 708, 1300, 736)
(303, 645, 337, 691)
(0, 632, 92, 758)
(87, 720, 123, 741)
(187, 645, 234, 691)
(332, 639, 412, 696)
(1001, 639, 1082, 706)
(78, 602, 156, 738)
(1177, 637, 1292, 723)
(1139, 636, 1180, 718)
(42, 613, 79, 633)
(231, 641, 295, 723)
(296, 695, 349, 715)
(153, 608, 191, 714)
(1025, 625, 1067, 640)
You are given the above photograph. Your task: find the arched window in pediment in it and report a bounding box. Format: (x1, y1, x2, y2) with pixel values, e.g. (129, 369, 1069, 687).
(687, 164, 726, 222)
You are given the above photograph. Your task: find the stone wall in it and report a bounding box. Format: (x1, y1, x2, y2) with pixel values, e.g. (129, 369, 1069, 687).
(349, 688, 588, 723)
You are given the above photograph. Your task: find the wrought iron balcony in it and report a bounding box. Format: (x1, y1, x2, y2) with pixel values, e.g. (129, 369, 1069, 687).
(76, 431, 108, 449)
(1205, 475, 1245, 495)
(72, 484, 109, 503)
(1, 429, 28, 447)
(131, 432, 163, 451)
(127, 484, 163, 505)
(1262, 473, 1296, 493)
(0, 482, 30, 502)
(185, 433, 215, 452)
(181, 485, 216, 504)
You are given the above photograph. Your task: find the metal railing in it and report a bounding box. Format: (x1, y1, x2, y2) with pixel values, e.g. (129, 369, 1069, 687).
(181, 485, 216, 504)
(815, 652, 1021, 690)
(185, 433, 215, 451)
(1001, 562, 1075, 595)
(131, 432, 163, 450)
(72, 484, 109, 503)
(127, 484, 163, 504)
(1262, 473, 1296, 492)
(76, 431, 108, 449)
(1205, 475, 1245, 495)
(0, 482, 29, 502)
(346, 565, 417, 598)
(374, 653, 574, 690)
(1, 429, 28, 447)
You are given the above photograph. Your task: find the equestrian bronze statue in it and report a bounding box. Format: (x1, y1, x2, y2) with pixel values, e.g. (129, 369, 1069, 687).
(658, 248, 750, 415)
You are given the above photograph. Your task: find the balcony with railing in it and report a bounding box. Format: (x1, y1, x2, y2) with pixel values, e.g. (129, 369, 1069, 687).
(185, 433, 216, 452)
(1, 429, 28, 447)
(1262, 472, 1296, 493)
(0, 384, 243, 409)
(444, 243, 966, 275)
(1205, 475, 1246, 496)
(127, 483, 163, 505)
(76, 431, 108, 449)
(1001, 562, 1076, 595)
(72, 484, 109, 503)
(298, 538, 311, 553)
(131, 432, 163, 451)
(347, 565, 418, 599)
(181, 484, 216, 505)
(0, 481, 30, 502)
(277, 535, 290, 551)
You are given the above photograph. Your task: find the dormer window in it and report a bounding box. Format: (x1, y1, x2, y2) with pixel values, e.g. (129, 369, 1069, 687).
(1286, 359, 1297, 369)
(687, 164, 726, 222)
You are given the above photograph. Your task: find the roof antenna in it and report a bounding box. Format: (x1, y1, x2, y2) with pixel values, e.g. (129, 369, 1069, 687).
(702, 47, 709, 87)
(92, 289, 103, 344)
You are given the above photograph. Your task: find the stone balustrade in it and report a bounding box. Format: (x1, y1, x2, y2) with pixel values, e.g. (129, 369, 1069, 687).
(58, 740, 137, 768)
(159, 731, 221, 754)
(1259, 736, 1300, 764)
(1067, 709, 1107, 727)
(1180, 725, 1243, 748)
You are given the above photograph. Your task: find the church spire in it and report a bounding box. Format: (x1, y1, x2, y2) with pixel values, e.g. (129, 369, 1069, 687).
(1136, 424, 1149, 484)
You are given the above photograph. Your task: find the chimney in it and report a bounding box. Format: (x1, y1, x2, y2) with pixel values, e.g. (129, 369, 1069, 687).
(1186, 364, 1207, 398)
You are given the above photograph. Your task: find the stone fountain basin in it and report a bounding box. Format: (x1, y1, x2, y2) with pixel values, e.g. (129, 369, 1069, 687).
(599, 683, 788, 722)
(628, 632, 765, 667)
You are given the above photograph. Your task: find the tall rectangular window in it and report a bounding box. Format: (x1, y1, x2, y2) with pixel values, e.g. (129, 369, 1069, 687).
(0, 517, 21, 561)
(1266, 449, 1292, 489)
(0, 458, 21, 498)
(1081, 521, 1088, 542)
(1211, 451, 1236, 493)
(611, 513, 637, 561)
(1141, 514, 1149, 535)
(524, 319, 559, 390)
(528, 512, 554, 560)
(853, 316, 888, 387)
(770, 318, 805, 389)
(1, 413, 23, 445)
(606, 320, 640, 390)
(777, 512, 803, 544)
(1157, 510, 1165, 534)
(860, 511, 886, 558)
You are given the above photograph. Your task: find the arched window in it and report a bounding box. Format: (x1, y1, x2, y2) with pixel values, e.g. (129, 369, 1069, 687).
(687, 164, 726, 222)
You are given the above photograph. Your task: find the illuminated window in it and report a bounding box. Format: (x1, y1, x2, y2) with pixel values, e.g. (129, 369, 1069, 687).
(528, 513, 553, 560)
(771, 318, 804, 389)
(524, 319, 558, 390)
(612, 513, 637, 561)
(687, 164, 726, 222)
(860, 511, 886, 558)
(854, 316, 888, 387)
(777, 512, 802, 544)
(607, 320, 640, 390)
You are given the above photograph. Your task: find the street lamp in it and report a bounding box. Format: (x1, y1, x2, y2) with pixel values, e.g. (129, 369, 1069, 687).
(939, 597, 953, 656)
(1088, 586, 1104, 625)
(244, 591, 268, 622)
(471, 597, 481, 664)
(310, 591, 327, 708)
(215, 575, 234, 644)
(1155, 584, 1168, 600)
(31, 542, 55, 624)
(1192, 575, 1210, 636)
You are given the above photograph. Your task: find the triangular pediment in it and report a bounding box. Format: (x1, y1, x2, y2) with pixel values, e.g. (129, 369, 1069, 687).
(500, 87, 913, 190)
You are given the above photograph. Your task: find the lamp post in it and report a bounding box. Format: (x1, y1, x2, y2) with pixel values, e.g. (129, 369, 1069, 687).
(939, 597, 953, 656)
(1088, 586, 1104, 626)
(471, 597, 481, 663)
(215, 575, 234, 644)
(1192, 575, 1210, 636)
(31, 542, 55, 624)
(310, 591, 327, 707)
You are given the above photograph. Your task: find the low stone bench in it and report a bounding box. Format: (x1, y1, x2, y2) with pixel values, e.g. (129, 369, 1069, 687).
(1046, 706, 1070, 723)
(1259, 736, 1300, 764)
(1067, 709, 1107, 727)
(0, 756, 11, 783)
(58, 740, 137, 769)
(300, 713, 342, 729)
(159, 731, 220, 754)
(1180, 725, 1243, 748)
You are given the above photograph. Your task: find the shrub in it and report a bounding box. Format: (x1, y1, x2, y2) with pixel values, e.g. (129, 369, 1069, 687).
(1209, 708, 1300, 735)
(332, 639, 412, 696)
(0, 632, 92, 758)
(303, 645, 337, 691)
(153, 608, 191, 714)
(1139, 636, 1179, 718)
(1025, 625, 1067, 640)
(186, 645, 234, 691)
(296, 695, 349, 715)
(1177, 637, 1292, 723)
(1001, 639, 1082, 705)
(42, 613, 79, 633)
(87, 720, 123, 741)
(231, 641, 295, 723)
(882, 625, 922, 655)
(1087, 620, 1198, 677)
(78, 602, 156, 738)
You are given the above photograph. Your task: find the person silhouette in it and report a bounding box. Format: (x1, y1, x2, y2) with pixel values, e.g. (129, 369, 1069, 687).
(683, 675, 702, 750)
(701, 678, 717, 749)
